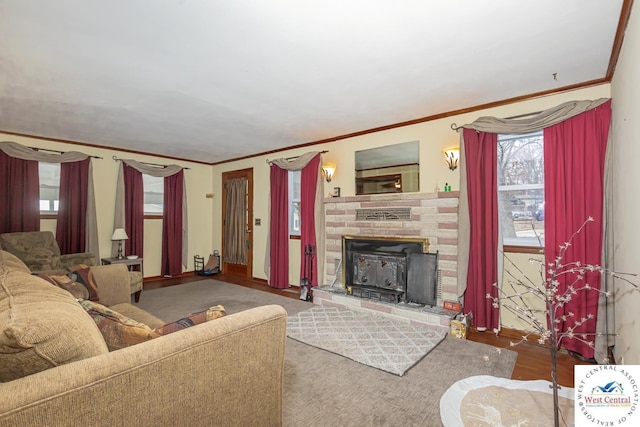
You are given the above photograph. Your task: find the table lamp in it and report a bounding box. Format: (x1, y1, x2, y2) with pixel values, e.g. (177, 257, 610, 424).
(111, 228, 129, 259)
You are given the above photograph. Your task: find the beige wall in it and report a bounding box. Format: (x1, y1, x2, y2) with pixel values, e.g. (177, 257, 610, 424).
(611, 4, 640, 364)
(499, 252, 546, 331)
(0, 133, 214, 278)
(213, 84, 611, 286)
(2, 80, 622, 342)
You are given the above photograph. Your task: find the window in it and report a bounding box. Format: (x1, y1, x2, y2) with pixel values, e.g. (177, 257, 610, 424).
(39, 162, 60, 213)
(498, 131, 544, 247)
(288, 170, 301, 236)
(143, 174, 164, 215)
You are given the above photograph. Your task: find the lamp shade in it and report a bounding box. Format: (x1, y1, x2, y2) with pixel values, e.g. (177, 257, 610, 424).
(322, 164, 336, 183)
(443, 147, 460, 171)
(111, 228, 129, 241)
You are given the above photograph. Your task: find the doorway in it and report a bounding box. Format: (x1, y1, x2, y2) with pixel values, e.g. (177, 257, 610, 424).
(221, 168, 253, 279)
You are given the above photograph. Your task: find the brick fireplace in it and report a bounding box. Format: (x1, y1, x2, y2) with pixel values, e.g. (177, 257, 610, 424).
(316, 191, 459, 329)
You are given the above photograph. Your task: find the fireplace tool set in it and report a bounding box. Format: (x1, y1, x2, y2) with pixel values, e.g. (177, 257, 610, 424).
(299, 244, 315, 301)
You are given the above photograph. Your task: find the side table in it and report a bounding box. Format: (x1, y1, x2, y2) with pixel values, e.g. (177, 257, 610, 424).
(101, 257, 144, 302)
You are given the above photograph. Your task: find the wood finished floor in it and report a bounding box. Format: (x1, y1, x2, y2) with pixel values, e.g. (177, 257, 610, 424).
(144, 273, 594, 388)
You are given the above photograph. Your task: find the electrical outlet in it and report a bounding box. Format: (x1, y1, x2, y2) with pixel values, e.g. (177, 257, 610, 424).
(255, 218, 261, 226)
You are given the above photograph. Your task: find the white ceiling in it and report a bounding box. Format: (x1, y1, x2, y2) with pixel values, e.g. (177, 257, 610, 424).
(0, 1, 626, 164)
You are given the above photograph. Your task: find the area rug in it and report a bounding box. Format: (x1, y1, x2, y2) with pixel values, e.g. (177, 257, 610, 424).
(138, 279, 519, 425)
(287, 305, 447, 376)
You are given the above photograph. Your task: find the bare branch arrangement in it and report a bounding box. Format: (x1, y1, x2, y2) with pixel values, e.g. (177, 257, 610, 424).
(485, 217, 639, 427)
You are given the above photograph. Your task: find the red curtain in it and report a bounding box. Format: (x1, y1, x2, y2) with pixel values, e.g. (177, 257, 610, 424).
(162, 170, 183, 276)
(123, 164, 144, 259)
(0, 150, 40, 233)
(463, 128, 500, 331)
(269, 165, 290, 288)
(543, 99, 611, 359)
(300, 154, 320, 287)
(56, 158, 89, 254)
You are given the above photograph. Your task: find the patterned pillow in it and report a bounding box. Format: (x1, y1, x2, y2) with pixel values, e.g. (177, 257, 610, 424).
(155, 305, 227, 335)
(70, 265, 101, 302)
(37, 273, 90, 300)
(80, 300, 160, 351)
(80, 302, 227, 351)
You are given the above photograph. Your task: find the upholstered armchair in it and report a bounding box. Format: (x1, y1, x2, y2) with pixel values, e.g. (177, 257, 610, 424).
(0, 231, 96, 274)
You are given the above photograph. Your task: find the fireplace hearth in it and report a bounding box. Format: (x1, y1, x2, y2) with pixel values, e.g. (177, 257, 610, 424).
(343, 236, 439, 307)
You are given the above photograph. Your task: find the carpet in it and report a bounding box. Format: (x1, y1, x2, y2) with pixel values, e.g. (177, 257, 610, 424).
(287, 305, 447, 376)
(137, 279, 518, 426)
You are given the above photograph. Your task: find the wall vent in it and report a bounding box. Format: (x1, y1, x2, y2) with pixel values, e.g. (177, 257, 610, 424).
(355, 208, 411, 221)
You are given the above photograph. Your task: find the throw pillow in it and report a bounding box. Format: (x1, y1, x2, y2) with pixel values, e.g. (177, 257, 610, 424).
(70, 265, 101, 302)
(79, 302, 227, 351)
(37, 273, 90, 301)
(155, 305, 227, 335)
(80, 300, 160, 351)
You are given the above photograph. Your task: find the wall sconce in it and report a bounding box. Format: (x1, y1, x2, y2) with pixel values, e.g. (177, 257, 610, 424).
(111, 228, 129, 259)
(443, 147, 460, 171)
(322, 164, 336, 183)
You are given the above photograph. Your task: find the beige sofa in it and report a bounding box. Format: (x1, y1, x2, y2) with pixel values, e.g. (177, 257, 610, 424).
(0, 250, 287, 426)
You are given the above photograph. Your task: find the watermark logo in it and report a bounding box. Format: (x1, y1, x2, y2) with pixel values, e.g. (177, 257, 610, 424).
(575, 365, 639, 425)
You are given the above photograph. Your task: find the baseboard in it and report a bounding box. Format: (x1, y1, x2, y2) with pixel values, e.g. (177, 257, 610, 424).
(252, 277, 268, 285)
(144, 271, 197, 282)
(143, 272, 300, 297)
(147, 272, 270, 285)
(251, 276, 300, 294)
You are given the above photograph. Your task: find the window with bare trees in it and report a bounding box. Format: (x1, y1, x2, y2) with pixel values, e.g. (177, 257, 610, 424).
(498, 131, 544, 247)
(288, 170, 301, 236)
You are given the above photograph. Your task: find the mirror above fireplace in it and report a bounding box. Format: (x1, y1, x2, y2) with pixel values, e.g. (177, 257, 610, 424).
(354, 141, 419, 195)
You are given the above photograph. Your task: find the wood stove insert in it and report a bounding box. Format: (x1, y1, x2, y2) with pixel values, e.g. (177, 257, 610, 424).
(342, 236, 439, 306)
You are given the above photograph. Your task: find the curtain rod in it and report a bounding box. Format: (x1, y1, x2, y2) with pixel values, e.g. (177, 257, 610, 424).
(450, 110, 543, 132)
(31, 146, 102, 159)
(112, 155, 190, 170)
(265, 150, 328, 164)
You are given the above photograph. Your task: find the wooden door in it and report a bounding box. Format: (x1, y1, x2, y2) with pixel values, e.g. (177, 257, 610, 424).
(221, 168, 253, 279)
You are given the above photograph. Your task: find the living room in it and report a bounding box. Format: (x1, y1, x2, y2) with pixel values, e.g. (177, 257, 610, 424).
(1, 1, 640, 425)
